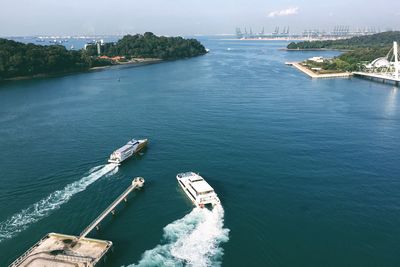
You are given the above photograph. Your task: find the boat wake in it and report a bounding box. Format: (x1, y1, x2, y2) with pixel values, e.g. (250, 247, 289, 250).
(0, 163, 118, 243)
(126, 205, 229, 267)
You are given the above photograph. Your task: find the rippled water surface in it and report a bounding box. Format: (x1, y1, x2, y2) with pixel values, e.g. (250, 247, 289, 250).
(0, 38, 400, 266)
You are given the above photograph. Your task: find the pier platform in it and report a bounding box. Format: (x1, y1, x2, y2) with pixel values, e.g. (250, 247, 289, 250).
(9, 233, 112, 267)
(286, 62, 352, 79)
(9, 177, 145, 267)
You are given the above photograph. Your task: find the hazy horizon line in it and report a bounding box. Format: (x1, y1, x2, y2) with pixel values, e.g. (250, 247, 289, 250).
(2, 29, 400, 39)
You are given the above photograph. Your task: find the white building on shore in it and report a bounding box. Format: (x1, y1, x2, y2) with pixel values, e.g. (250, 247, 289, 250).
(308, 56, 324, 63)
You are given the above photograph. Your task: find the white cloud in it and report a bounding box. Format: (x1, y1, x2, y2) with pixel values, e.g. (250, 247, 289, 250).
(268, 7, 299, 18)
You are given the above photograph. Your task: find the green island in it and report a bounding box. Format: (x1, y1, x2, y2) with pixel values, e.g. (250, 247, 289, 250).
(0, 32, 206, 80)
(287, 31, 400, 72)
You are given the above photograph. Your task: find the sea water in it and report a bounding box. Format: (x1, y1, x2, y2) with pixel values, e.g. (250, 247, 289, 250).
(0, 37, 400, 266)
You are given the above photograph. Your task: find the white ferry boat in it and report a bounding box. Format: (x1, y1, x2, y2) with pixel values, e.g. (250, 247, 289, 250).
(108, 139, 148, 165)
(176, 172, 220, 208)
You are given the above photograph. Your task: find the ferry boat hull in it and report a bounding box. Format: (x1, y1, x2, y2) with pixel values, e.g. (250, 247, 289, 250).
(108, 139, 148, 165)
(177, 172, 220, 208)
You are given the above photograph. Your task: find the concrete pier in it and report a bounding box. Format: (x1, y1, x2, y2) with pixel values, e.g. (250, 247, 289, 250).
(79, 177, 145, 239)
(286, 62, 352, 79)
(9, 177, 145, 267)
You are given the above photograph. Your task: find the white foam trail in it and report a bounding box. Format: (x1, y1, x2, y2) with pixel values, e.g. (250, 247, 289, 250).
(0, 163, 118, 242)
(106, 165, 119, 177)
(127, 205, 230, 267)
(89, 165, 104, 173)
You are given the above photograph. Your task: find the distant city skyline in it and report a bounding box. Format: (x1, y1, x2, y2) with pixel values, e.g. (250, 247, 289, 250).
(1, 0, 399, 36)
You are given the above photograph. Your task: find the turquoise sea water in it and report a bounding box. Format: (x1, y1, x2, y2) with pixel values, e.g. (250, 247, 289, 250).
(0, 38, 400, 266)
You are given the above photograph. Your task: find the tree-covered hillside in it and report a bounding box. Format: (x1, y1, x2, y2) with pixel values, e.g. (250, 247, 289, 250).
(0, 33, 206, 80)
(287, 31, 400, 50)
(287, 31, 400, 72)
(85, 32, 207, 59)
(0, 39, 110, 79)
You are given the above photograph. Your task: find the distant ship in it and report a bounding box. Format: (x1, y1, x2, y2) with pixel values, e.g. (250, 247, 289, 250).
(108, 139, 148, 165)
(48, 39, 67, 44)
(176, 172, 220, 208)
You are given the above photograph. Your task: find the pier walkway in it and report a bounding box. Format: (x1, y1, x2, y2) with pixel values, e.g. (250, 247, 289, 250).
(79, 177, 145, 238)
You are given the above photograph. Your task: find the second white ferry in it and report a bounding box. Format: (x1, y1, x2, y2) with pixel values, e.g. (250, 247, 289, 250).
(108, 138, 148, 165)
(176, 172, 220, 208)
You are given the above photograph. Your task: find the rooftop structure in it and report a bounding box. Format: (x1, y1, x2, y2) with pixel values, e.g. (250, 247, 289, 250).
(366, 57, 391, 69)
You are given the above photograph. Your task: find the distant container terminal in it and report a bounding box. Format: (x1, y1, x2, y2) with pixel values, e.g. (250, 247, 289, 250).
(236, 25, 381, 40)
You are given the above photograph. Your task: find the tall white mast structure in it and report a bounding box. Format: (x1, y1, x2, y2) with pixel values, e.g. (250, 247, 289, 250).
(394, 41, 399, 79)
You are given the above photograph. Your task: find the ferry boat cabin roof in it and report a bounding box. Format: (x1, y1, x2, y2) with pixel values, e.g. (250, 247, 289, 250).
(191, 180, 214, 195)
(115, 144, 133, 153)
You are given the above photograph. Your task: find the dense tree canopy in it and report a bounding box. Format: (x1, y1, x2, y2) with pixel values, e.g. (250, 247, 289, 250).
(0, 39, 110, 79)
(86, 32, 207, 59)
(287, 31, 400, 50)
(0, 33, 206, 80)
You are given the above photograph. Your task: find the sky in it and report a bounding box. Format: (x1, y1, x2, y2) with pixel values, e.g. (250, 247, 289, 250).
(0, 0, 399, 36)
